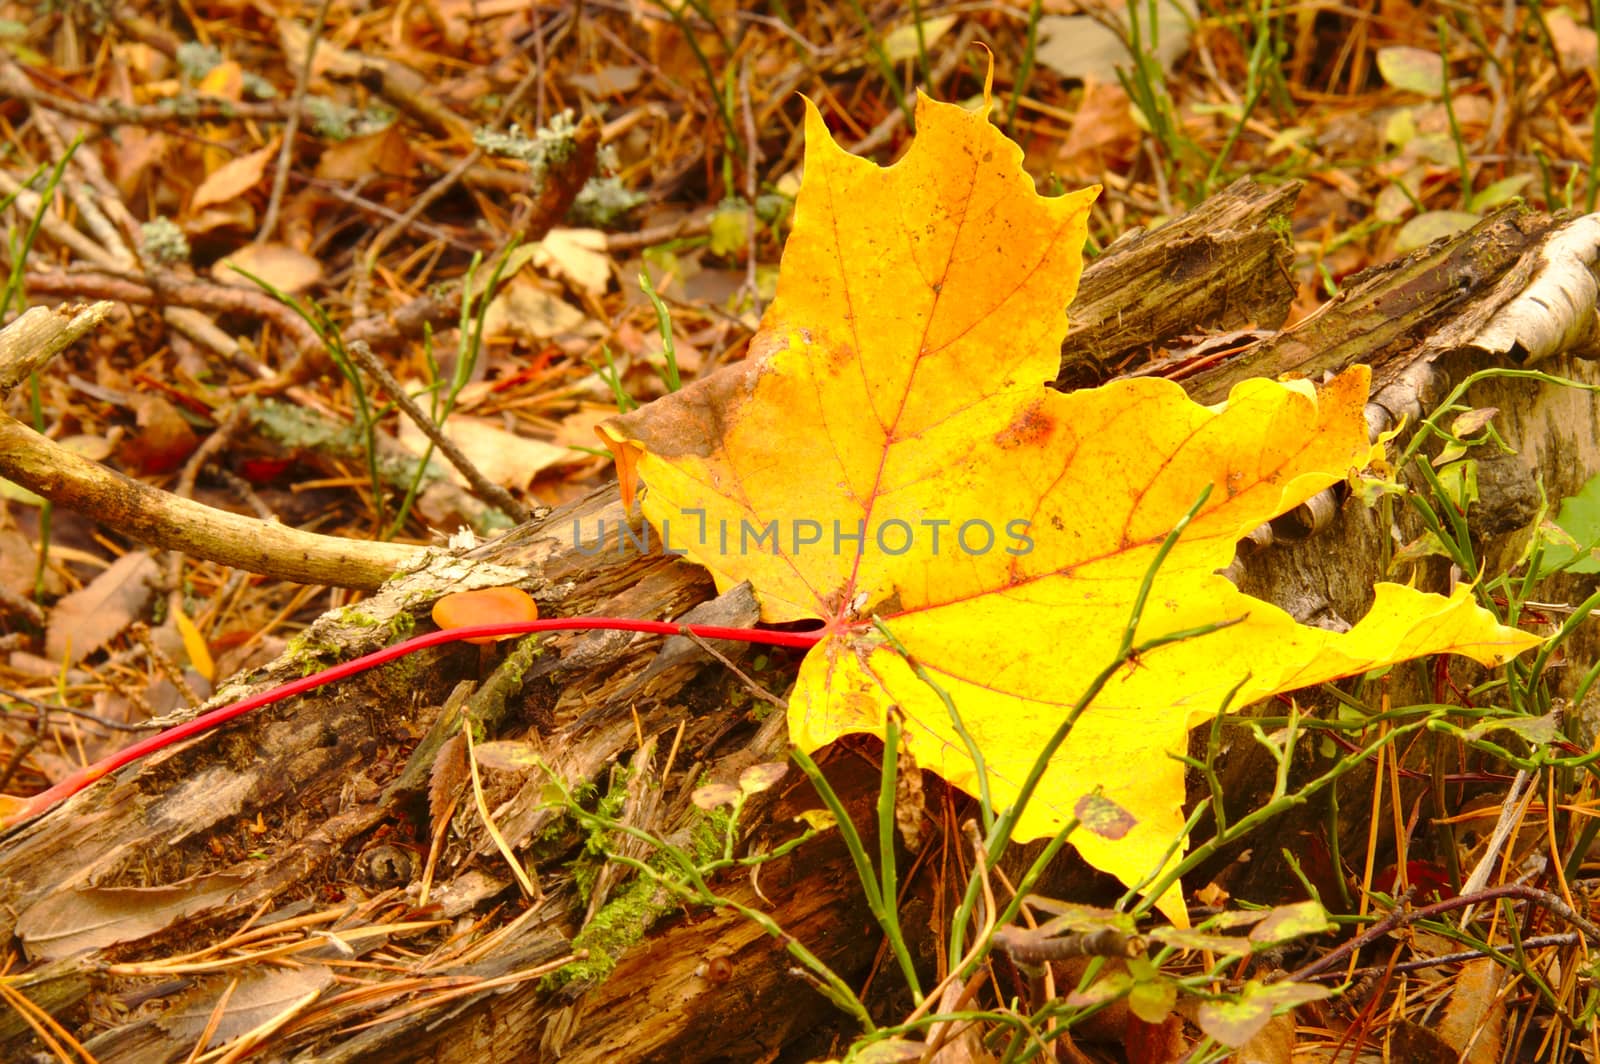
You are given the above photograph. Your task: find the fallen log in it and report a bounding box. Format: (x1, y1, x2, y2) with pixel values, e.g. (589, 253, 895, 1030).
(2, 179, 1598, 1061)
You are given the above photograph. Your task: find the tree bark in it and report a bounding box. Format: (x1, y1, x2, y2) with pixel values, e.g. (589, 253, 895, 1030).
(3, 181, 1599, 1062)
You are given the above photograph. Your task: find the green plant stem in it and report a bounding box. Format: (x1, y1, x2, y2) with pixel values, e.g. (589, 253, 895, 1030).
(909, 0, 932, 85)
(588, 345, 638, 413)
(389, 245, 519, 536)
(650, 1, 743, 159)
(229, 267, 390, 532)
(1204, 0, 1275, 193)
(873, 620, 995, 832)
(843, 0, 914, 131)
(946, 487, 1236, 963)
(1436, 19, 1474, 209)
(639, 269, 683, 392)
(1128, 715, 1436, 915)
(1006, 0, 1044, 136)
(789, 745, 925, 1002)
(2, 141, 78, 318)
(877, 714, 922, 1000)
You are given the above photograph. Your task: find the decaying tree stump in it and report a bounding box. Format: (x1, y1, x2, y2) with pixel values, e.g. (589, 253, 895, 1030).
(2, 179, 1599, 1061)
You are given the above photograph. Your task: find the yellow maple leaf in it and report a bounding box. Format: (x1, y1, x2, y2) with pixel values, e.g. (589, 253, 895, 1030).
(599, 91, 1540, 918)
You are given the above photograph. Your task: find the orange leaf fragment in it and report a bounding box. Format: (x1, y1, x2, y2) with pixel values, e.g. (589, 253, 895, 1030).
(431, 587, 538, 644)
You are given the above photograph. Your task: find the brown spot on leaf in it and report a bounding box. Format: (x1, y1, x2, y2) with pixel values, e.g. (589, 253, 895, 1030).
(994, 399, 1054, 450)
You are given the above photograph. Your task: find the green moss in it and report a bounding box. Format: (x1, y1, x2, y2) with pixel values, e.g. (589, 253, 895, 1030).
(571, 851, 602, 903)
(543, 771, 736, 992)
(569, 773, 631, 904)
(284, 632, 341, 676)
(538, 813, 573, 845)
(593, 775, 629, 822)
(552, 872, 673, 987)
(689, 806, 732, 863)
(389, 610, 417, 640)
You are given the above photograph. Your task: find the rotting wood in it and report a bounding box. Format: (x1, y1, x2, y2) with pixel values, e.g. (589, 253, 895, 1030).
(3, 182, 1600, 1062)
(1055, 176, 1302, 389)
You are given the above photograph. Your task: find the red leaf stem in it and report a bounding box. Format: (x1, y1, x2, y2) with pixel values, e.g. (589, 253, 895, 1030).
(3, 617, 821, 827)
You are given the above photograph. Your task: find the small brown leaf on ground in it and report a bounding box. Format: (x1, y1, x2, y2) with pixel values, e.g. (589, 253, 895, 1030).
(925, 975, 993, 1063)
(429, 733, 468, 832)
(315, 124, 416, 181)
(190, 138, 279, 213)
(397, 414, 575, 493)
(213, 242, 324, 294)
(1436, 957, 1505, 1064)
(16, 871, 251, 960)
(157, 965, 334, 1049)
(482, 275, 591, 341)
(534, 228, 612, 297)
(0, 529, 62, 600)
(45, 551, 160, 665)
(185, 199, 257, 235)
(1547, 9, 1600, 76)
(1234, 1012, 1294, 1064)
(1059, 81, 1140, 179)
(1388, 1019, 1459, 1064)
(109, 128, 169, 200)
(117, 394, 200, 475)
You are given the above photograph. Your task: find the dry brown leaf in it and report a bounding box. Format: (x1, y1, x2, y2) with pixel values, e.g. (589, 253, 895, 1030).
(1035, 2, 1194, 84)
(315, 124, 417, 181)
(0, 529, 62, 599)
(16, 872, 251, 960)
(185, 199, 257, 235)
(213, 242, 324, 294)
(924, 976, 993, 1063)
(108, 127, 168, 201)
(116, 394, 200, 475)
(190, 138, 279, 214)
(1059, 80, 1140, 178)
(44, 550, 160, 665)
(551, 403, 620, 453)
(277, 17, 365, 78)
(533, 228, 612, 298)
(429, 733, 468, 833)
(1547, 9, 1600, 77)
(567, 65, 643, 96)
(397, 414, 575, 493)
(482, 275, 591, 341)
(1435, 957, 1505, 1064)
(1234, 1011, 1294, 1064)
(55, 433, 114, 462)
(196, 60, 244, 100)
(1388, 1019, 1458, 1063)
(157, 966, 334, 1049)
